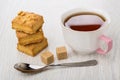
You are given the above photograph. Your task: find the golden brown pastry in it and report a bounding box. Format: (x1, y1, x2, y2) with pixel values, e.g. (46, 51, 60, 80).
(12, 11, 44, 34)
(17, 38, 48, 56)
(16, 29, 44, 45)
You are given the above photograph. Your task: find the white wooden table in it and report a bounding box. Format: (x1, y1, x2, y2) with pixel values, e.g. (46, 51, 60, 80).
(0, 0, 120, 80)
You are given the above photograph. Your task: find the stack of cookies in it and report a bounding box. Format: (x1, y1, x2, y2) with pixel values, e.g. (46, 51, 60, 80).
(12, 11, 48, 56)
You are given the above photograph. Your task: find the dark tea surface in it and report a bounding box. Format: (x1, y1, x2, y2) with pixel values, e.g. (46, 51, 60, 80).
(64, 13, 105, 31)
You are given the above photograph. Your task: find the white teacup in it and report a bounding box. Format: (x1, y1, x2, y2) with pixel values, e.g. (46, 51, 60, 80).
(61, 8, 113, 55)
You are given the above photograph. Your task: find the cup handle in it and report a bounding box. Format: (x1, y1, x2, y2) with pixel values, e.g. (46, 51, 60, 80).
(96, 35, 113, 54)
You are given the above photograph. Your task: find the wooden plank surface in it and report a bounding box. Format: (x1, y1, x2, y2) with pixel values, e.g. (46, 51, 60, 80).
(0, 0, 120, 80)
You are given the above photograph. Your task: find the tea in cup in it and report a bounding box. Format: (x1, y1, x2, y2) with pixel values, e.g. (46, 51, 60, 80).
(61, 8, 112, 54)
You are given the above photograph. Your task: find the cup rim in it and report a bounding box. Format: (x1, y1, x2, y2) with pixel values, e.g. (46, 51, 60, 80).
(61, 8, 111, 33)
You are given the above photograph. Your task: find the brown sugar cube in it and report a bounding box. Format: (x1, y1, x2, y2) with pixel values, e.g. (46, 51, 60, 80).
(17, 38, 48, 56)
(40, 51, 54, 65)
(16, 29, 44, 45)
(12, 11, 44, 34)
(56, 46, 67, 60)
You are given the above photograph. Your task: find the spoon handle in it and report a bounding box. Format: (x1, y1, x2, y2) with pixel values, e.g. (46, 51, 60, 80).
(49, 60, 97, 67)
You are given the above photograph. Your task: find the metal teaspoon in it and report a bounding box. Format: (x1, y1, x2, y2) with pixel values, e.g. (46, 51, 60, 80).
(14, 60, 97, 73)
